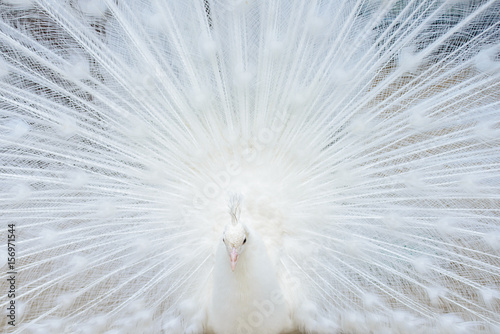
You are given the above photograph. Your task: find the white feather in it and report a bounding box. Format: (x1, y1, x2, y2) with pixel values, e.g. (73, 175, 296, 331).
(0, 0, 499, 333)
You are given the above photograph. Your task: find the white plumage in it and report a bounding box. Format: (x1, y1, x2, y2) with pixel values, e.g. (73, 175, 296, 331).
(208, 195, 289, 334)
(0, 0, 499, 333)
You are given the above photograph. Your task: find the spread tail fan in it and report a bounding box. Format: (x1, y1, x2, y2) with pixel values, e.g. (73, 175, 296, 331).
(1, 0, 499, 333)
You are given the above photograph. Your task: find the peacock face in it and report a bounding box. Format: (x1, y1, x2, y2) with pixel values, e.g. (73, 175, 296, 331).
(222, 223, 248, 271)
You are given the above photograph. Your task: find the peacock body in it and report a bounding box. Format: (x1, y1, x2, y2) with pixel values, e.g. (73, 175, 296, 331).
(0, 0, 499, 333)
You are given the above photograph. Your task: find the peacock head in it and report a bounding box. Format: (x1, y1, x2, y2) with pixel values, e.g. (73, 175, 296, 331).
(223, 194, 247, 271)
(222, 222, 247, 271)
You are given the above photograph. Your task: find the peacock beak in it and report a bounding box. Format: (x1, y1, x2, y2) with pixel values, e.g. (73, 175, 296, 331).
(230, 247, 238, 271)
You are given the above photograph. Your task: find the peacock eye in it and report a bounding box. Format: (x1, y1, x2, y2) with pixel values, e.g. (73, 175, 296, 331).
(222, 238, 225, 243)
(243, 238, 247, 244)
